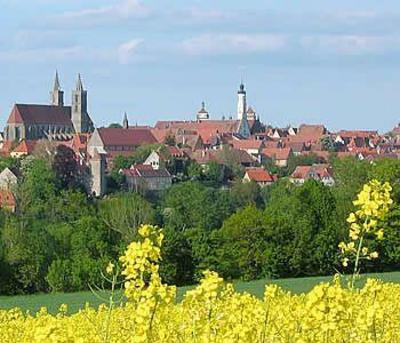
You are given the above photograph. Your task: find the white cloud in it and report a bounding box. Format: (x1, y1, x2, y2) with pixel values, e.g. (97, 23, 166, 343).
(54, 0, 150, 26)
(117, 39, 143, 64)
(300, 34, 400, 55)
(0, 45, 83, 63)
(182, 34, 287, 56)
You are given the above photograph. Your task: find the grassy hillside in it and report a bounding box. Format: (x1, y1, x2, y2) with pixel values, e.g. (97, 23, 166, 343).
(1, 271, 400, 314)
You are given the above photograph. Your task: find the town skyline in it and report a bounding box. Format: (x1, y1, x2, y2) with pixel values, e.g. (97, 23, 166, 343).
(2, 1, 400, 131)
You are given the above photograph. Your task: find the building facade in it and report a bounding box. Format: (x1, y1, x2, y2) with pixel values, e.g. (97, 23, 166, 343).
(4, 72, 94, 141)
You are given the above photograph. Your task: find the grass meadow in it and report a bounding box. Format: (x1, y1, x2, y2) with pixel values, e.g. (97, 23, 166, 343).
(1, 271, 399, 314)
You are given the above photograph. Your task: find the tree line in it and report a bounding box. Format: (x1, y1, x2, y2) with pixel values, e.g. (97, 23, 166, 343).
(0, 146, 400, 295)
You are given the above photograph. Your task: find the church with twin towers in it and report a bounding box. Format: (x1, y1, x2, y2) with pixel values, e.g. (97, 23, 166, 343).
(4, 72, 94, 141)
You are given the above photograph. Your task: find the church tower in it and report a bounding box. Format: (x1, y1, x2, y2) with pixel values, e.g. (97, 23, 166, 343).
(196, 101, 209, 121)
(123, 112, 129, 129)
(237, 82, 247, 120)
(72, 74, 93, 133)
(50, 71, 64, 107)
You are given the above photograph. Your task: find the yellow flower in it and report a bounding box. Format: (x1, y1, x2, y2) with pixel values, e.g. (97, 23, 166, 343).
(347, 212, 357, 223)
(106, 262, 114, 275)
(369, 251, 379, 259)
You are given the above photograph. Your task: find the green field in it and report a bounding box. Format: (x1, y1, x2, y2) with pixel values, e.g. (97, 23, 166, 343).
(1, 271, 400, 314)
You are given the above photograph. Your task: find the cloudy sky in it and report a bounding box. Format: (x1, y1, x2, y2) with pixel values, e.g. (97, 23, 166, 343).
(1, 0, 400, 131)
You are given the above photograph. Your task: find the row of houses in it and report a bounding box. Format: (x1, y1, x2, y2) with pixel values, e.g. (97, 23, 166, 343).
(1, 74, 399, 210)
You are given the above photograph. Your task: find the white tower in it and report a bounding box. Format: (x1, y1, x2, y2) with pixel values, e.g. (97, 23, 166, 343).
(196, 101, 209, 121)
(237, 82, 247, 120)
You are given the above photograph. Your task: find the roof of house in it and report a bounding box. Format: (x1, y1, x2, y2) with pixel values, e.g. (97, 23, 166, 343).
(154, 120, 241, 143)
(98, 127, 157, 146)
(245, 167, 275, 182)
(122, 164, 171, 178)
(7, 104, 72, 125)
(166, 145, 186, 157)
(336, 130, 378, 138)
(232, 139, 264, 151)
(286, 141, 306, 152)
(289, 124, 327, 144)
(12, 140, 38, 154)
(262, 147, 292, 160)
(291, 164, 332, 180)
(0, 141, 14, 156)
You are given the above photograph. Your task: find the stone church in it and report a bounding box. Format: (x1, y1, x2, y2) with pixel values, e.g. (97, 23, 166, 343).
(4, 72, 94, 141)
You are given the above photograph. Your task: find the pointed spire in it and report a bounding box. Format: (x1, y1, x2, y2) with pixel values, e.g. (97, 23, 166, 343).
(53, 70, 61, 91)
(123, 112, 129, 129)
(76, 73, 84, 91)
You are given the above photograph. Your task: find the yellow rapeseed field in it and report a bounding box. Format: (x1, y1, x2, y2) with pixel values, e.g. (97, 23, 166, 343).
(1, 181, 399, 342)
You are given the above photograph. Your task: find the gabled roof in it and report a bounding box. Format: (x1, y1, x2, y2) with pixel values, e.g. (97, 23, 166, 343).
(291, 164, 332, 180)
(289, 124, 327, 144)
(0, 141, 14, 156)
(262, 147, 292, 160)
(7, 104, 72, 125)
(12, 140, 37, 154)
(245, 167, 275, 182)
(98, 127, 157, 146)
(232, 139, 263, 151)
(122, 164, 171, 178)
(166, 145, 185, 157)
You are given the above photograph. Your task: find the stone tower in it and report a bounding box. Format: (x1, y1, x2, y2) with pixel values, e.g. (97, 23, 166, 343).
(123, 112, 129, 129)
(196, 101, 209, 121)
(71, 74, 93, 133)
(50, 71, 64, 107)
(237, 82, 247, 120)
(90, 148, 107, 197)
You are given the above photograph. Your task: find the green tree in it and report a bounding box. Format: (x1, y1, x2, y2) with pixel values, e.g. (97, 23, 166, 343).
(108, 123, 122, 128)
(99, 193, 155, 243)
(17, 158, 58, 218)
(216, 205, 266, 280)
(263, 180, 340, 278)
(230, 180, 264, 209)
(162, 181, 233, 232)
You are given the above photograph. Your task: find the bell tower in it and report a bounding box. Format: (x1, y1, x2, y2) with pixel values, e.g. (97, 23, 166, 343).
(237, 82, 247, 120)
(50, 71, 64, 107)
(72, 74, 93, 133)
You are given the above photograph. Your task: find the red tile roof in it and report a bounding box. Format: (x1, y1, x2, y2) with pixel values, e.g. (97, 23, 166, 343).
(7, 104, 72, 125)
(232, 139, 263, 150)
(337, 130, 378, 138)
(98, 127, 157, 146)
(154, 120, 240, 142)
(166, 145, 185, 157)
(291, 164, 332, 180)
(12, 140, 37, 154)
(262, 147, 292, 160)
(0, 141, 14, 156)
(245, 167, 275, 182)
(289, 124, 327, 144)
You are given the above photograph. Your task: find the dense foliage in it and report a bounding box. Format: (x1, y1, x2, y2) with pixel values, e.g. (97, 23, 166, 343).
(1, 225, 400, 342)
(1, 151, 400, 295)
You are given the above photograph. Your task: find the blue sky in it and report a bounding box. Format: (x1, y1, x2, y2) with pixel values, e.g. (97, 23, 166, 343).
(1, 0, 400, 132)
